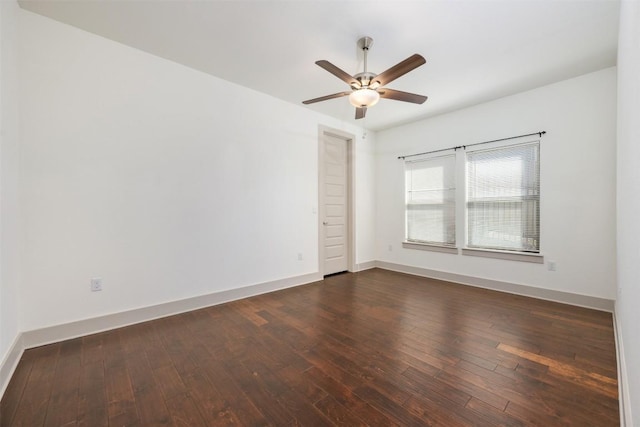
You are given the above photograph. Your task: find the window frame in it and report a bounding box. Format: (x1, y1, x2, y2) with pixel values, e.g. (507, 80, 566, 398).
(404, 152, 457, 249)
(464, 140, 541, 254)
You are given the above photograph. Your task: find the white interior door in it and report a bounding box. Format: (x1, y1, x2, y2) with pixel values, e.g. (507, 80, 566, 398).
(321, 133, 349, 275)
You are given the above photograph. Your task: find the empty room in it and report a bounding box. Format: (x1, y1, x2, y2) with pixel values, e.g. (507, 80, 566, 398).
(0, 0, 638, 425)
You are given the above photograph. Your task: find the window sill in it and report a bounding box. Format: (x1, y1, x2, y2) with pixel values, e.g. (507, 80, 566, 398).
(402, 242, 458, 254)
(461, 248, 544, 264)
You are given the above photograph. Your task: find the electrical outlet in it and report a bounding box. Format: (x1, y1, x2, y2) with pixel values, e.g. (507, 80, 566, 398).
(90, 277, 103, 292)
(547, 261, 556, 271)
(388, 245, 393, 252)
(297, 253, 303, 261)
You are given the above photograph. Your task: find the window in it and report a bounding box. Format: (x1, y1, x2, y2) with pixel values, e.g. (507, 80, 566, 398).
(466, 142, 540, 252)
(405, 154, 456, 246)
(403, 139, 542, 259)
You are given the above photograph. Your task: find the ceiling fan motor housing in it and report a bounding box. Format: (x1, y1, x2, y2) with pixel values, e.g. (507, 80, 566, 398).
(353, 72, 377, 88)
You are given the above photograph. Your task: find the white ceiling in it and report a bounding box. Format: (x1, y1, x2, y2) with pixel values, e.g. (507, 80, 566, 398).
(18, 0, 620, 131)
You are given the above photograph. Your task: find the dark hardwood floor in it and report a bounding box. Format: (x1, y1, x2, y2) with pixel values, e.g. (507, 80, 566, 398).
(0, 268, 619, 426)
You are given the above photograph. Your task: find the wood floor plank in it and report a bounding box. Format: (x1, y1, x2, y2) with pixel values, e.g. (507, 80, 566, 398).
(435, 367, 510, 411)
(198, 358, 269, 426)
(9, 344, 60, 426)
(402, 394, 476, 427)
(165, 392, 208, 427)
(505, 399, 573, 426)
(498, 342, 618, 398)
(494, 363, 619, 425)
(178, 369, 242, 426)
(103, 332, 139, 426)
(223, 359, 293, 425)
(43, 339, 82, 427)
(313, 395, 367, 427)
(465, 396, 525, 427)
(0, 269, 619, 426)
(127, 353, 173, 425)
(352, 384, 426, 426)
(0, 351, 35, 426)
(302, 363, 400, 426)
(401, 365, 471, 407)
(77, 361, 108, 427)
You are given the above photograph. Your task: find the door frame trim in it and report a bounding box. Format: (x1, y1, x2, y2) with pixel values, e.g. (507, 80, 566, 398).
(318, 126, 356, 276)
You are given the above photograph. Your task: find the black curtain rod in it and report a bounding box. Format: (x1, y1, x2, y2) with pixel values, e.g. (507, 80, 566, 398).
(398, 131, 547, 160)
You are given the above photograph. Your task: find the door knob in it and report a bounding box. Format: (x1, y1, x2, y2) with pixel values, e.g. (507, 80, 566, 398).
(323, 221, 328, 225)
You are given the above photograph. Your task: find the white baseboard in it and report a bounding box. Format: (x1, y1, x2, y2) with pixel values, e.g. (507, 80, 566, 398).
(354, 260, 376, 272)
(614, 307, 633, 427)
(375, 261, 615, 312)
(21, 271, 322, 350)
(0, 334, 25, 399)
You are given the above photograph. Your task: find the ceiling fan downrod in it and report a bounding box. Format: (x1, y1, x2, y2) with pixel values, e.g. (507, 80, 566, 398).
(356, 36, 375, 88)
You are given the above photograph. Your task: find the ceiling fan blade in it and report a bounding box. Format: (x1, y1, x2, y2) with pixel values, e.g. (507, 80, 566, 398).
(371, 54, 426, 87)
(355, 107, 367, 120)
(378, 88, 428, 104)
(302, 91, 352, 105)
(316, 60, 361, 88)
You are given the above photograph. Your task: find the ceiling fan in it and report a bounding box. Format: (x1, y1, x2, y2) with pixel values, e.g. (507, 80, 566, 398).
(302, 36, 428, 120)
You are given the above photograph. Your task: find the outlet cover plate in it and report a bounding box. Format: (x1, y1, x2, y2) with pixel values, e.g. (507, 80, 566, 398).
(90, 277, 103, 292)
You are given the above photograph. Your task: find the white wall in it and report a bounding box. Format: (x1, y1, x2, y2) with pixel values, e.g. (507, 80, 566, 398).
(616, 1, 640, 424)
(376, 67, 617, 300)
(17, 9, 376, 331)
(355, 131, 376, 268)
(0, 0, 22, 371)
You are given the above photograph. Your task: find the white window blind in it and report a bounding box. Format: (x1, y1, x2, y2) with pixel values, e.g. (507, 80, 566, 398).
(466, 142, 540, 252)
(405, 154, 456, 246)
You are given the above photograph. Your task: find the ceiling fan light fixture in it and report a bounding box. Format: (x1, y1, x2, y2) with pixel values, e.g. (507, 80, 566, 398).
(349, 88, 380, 108)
